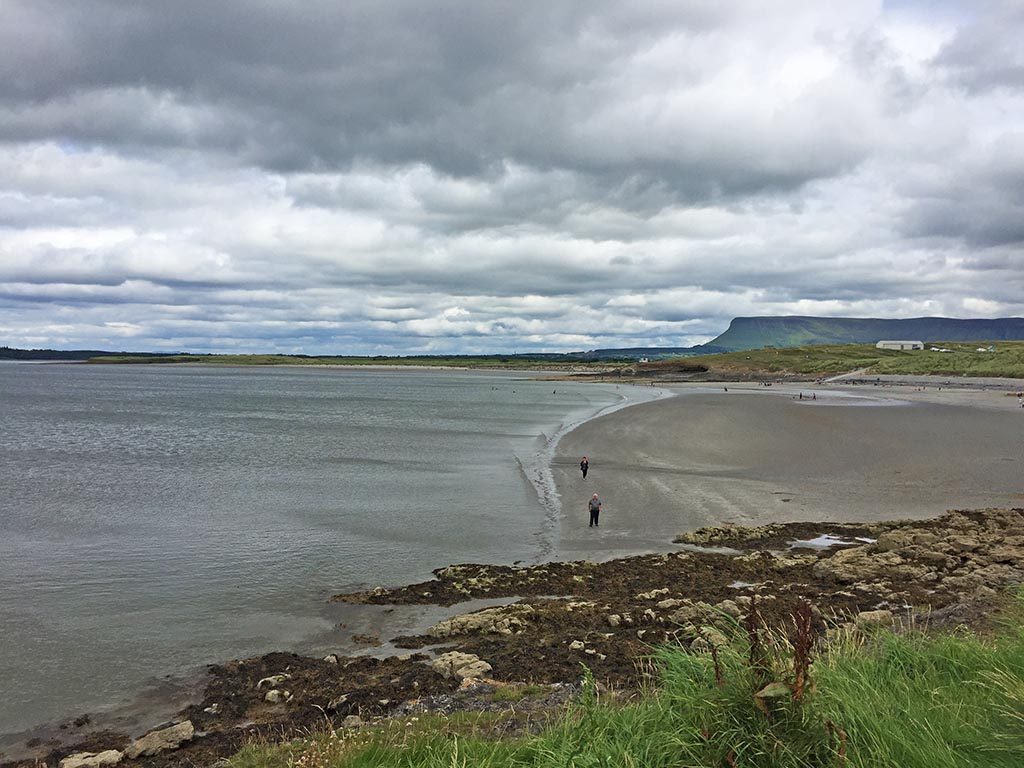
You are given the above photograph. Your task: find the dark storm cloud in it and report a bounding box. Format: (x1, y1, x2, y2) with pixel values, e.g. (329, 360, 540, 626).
(0, 0, 871, 199)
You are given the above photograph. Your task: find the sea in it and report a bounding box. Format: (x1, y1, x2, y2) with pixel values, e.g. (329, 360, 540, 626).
(0, 362, 663, 739)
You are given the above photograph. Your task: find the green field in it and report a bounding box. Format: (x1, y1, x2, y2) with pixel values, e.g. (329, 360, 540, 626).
(228, 593, 1024, 768)
(648, 341, 1024, 379)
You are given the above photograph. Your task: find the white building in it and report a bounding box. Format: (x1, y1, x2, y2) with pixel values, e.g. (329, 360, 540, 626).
(876, 340, 924, 350)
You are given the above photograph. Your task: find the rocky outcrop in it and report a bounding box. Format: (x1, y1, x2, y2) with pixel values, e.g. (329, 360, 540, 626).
(430, 652, 492, 680)
(58, 750, 122, 768)
(813, 508, 1024, 599)
(428, 604, 534, 637)
(123, 721, 194, 759)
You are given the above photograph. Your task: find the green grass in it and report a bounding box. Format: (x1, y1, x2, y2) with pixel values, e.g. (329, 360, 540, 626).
(651, 341, 1024, 378)
(225, 597, 1024, 768)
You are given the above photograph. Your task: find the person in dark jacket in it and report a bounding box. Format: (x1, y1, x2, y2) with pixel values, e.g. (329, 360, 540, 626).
(588, 493, 602, 527)
(580, 456, 589, 479)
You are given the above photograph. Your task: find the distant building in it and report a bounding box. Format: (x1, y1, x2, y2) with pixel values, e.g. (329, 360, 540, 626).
(638, 357, 649, 363)
(876, 340, 924, 350)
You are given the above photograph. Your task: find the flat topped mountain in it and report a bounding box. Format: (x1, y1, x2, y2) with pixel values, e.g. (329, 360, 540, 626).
(708, 316, 1024, 352)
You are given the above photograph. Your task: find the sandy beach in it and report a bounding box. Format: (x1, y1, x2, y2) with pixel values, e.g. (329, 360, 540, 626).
(553, 382, 1024, 560)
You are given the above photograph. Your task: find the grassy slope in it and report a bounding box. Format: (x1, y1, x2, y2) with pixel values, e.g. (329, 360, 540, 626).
(228, 596, 1024, 768)
(647, 341, 1024, 379)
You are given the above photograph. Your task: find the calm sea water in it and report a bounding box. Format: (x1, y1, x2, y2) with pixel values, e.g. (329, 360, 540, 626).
(0, 363, 657, 735)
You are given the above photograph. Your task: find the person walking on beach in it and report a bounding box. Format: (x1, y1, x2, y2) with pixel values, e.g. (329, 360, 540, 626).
(588, 493, 602, 527)
(580, 456, 589, 479)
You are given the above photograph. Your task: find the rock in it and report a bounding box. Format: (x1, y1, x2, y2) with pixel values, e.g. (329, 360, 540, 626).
(635, 588, 670, 600)
(427, 604, 534, 637)
(203, 703, 220, 715)
(754, 681, 791, 700)
(323, 654, 339, 664)
(642, 608, 657, 623)
(59, 750, 123, 768)
(714, 599, 742, 619)
(430, 651, 492, 680)
(656, 598, 684, 609)
(327, 694, 349, 712)
(257, 674, 290, 688)
(948, 537, 981, 553)
(855, 610, 894, 628)
(569, 640, 585, 651)
(124, 721, 195, 759)
(606, 614, 621, 627)
(342, 715, 364, 728)
(690, 626, 729, 653)
(264, 689, 292, 704)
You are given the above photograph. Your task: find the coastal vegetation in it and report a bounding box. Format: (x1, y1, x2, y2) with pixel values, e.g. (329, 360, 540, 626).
(84, 353, 628, 369)
(228, 592, 1024, 767)
(644, 341, 1024, 379)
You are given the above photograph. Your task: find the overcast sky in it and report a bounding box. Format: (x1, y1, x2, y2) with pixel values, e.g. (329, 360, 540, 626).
(2, 1, 1023, 354)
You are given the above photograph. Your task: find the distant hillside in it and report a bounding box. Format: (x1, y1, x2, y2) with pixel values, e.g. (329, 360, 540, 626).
(0, 346, 121, 361)
(707, 316, 1024, 352)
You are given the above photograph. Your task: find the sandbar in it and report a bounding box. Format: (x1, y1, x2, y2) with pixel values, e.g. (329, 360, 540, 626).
(553, 382, 1024, 560)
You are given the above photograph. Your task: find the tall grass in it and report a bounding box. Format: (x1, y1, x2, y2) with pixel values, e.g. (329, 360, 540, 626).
(227, 597, 1024, 768)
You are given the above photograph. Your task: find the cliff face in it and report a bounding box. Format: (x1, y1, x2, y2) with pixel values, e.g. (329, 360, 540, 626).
(707, 316, 1024, 352)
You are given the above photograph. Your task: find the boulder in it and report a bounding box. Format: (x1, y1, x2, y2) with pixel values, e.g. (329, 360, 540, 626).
(124, 721, 194, 759)
(59, 750, 122, 768)
(430, 651, 492, 680)
(854, 610, 894, 628)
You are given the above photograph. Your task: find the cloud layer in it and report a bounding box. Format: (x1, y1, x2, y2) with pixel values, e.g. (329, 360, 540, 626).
(2, 1, 1023, 353)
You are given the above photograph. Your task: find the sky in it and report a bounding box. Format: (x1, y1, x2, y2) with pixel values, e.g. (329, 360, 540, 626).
(2, 1, 1023, 354)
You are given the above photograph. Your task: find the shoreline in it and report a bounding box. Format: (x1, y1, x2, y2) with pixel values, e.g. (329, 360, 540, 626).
(5, 376, 1023, 765)
(7, 505, 1023, 768)
(0, 376, 667, 758)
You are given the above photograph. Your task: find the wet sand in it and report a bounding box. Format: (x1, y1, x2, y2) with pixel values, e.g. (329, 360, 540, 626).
(553, 383, 1024, 560)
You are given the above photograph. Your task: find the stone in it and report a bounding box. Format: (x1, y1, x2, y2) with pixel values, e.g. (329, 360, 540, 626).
(854, 610, 894, 628)
(323, 654, 339, 664)
(714, 599, 742, 619)
(203, 703, 220, 715)
(635, 588, 670, 600)
(430, 651, 492, 680)
(754, 681, 791, 700)
(427, 605, 534, 637)
(327, 693, 349, 711)
(264, 689, 292, 703)
(606, 614, 621, 627)
(59, 750, 123, 768)
(257, 674, 290, 688)
(656, 598, 684, 609)
(342, 715, 364, 728)
(124, 721, 194, 759)
(569, 640, 585, 651)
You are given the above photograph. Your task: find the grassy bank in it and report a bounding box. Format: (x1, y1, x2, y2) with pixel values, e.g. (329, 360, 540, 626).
(227, 595, 1024, 768)
(646, 341, 1024, 379)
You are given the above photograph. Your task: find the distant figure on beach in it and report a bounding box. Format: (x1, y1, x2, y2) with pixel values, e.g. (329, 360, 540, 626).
(588, 493, 602, 527)
(580, 456, 589, 479)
